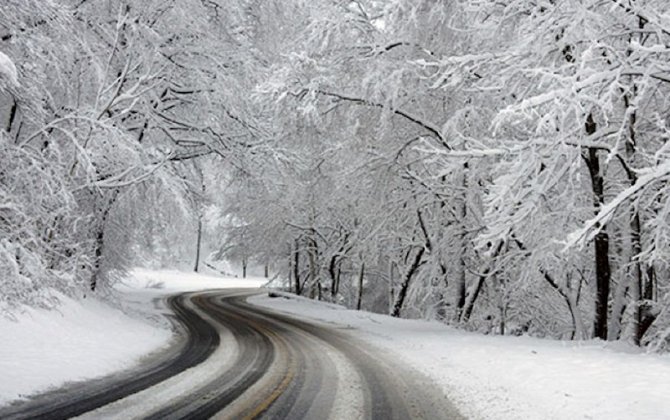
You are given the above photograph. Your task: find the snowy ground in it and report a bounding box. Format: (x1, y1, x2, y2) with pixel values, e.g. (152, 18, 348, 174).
(0, 292, 170, 405)
(250, 292, 670, 420)
(0, 268, 265, 405)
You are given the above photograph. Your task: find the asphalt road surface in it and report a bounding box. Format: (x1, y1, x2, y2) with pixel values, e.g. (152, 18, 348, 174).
(0, 289, 464, 419)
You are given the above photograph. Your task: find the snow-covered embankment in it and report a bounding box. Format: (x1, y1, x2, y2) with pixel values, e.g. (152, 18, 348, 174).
(250, 292, 670, 420)
(0, 269, 265, 405)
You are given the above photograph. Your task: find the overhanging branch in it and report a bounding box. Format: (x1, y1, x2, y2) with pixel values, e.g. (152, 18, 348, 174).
(314, 89, 450, 150)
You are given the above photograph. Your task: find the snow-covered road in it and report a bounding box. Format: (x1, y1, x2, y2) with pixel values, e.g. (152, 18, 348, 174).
(1, 288, 462, 419)
(2, 269, 670, 419)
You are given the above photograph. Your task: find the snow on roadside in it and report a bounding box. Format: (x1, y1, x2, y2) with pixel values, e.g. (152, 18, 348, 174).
(0, 292, 170, 405)
(249, 292, 670, 420)
(119, 267, 267, 294)
(0, 268, 265, 405)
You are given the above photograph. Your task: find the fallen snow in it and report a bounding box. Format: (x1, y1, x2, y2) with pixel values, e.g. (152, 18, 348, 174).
(250, 292, 670, 420)
(0, 292, 170, 404)
(0, 268, 265, 405)
(119, 267, 267, 294)
(0, 51, 19, 86)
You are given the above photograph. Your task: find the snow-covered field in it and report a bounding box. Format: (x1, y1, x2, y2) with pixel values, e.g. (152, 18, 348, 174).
(250, 292, 670, 420)
(0, 268, 265, 405)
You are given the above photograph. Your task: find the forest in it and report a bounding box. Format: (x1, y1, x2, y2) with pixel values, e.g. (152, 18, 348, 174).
(2, 0, 670, 350)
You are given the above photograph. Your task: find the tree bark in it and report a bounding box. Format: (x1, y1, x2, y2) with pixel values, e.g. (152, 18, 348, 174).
(193, 163, 205, 273)
(622, 88, 656, 345)
(455, 162, 468, 321)
(542, 270, 585, 340)
(194, 217, 202, 272)
(460, 240, 505, 323)
(356, 262, 365, 310)
(436, 264, 449, 320)
(329, 235, 349, 300)
(630, 211, 644, 344)
(307, 234, 319, 299)
(90, 189, 120, 291)
(391, 247, 425, 317)
(293, 238, 301, 295)
(6, 98, 17, 133)
(329, 253, 340, 299)
(583, 114, 611, 341)
(91, 226, 105, 291)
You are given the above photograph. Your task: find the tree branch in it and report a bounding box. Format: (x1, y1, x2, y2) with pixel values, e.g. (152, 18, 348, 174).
(315, 89, 450, 150)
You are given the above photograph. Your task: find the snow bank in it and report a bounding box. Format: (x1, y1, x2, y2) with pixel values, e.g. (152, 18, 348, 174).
(250, 292, 670, 420)
(0, 293, 171, 404)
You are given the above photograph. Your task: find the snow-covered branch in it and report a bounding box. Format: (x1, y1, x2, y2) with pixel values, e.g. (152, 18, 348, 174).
(315, 89, 450, 150)
(564, 160, 670, 250)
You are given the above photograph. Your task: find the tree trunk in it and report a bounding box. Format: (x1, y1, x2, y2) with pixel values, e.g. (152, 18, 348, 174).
(388, 260, 396, 312)
(194, 217, 202, 272)
(583, 114, 611, 340)
(436, 264, 449, 320)
(6, 98, 17, 133)
(622, 89, 656, 345)
(630, 211, 644, 344)
(461, 275, 484, 323)
(293, 239, 301, 295)
(391, 247, 425, 317)
(542, 270, 586, 340)
(590, 187, 611, 340)
(569, 293, 587, 340)
(91, 226, 105, 292)
(609, 272, 629, 341)
(329, 254, 341, 299)
(356, 262, 365, 310)
(498, 287, 505, 335)
(242, 257, 247, 278)
(193, 163, 205, 273)
(455, 162, 468, 320)
(460, 240, 505, 323)
(287, 243, 293, 290)
(90, 189, 119, 291)
(307, 235, 319, 299)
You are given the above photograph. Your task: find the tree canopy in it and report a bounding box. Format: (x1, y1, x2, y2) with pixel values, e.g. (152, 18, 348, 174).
(2, 0, 670, 350)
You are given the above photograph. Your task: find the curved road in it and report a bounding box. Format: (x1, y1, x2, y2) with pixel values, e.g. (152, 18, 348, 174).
(0, 289, 463, 419)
